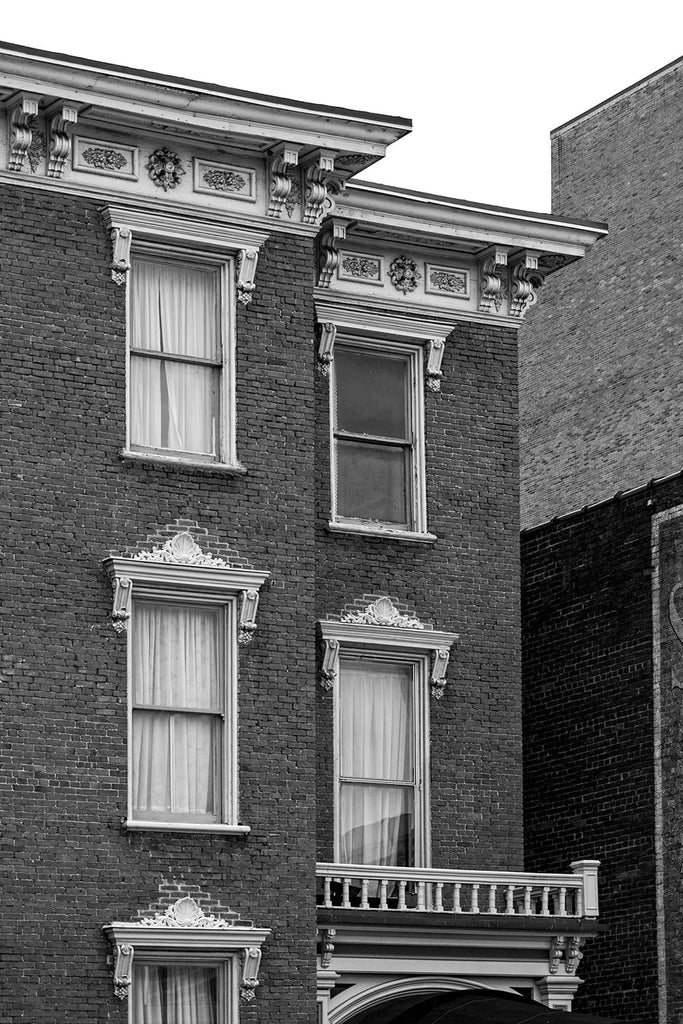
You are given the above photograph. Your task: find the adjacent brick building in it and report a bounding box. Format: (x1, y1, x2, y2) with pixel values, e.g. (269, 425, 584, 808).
(1, 42, 606, 1023)
(520, 56, 683, 1024)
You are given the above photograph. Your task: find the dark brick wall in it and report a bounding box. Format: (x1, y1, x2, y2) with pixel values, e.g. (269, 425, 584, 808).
(521, 480, 683, 1022)
(0, 183, 317, 1021)
(315, 320, 525, 871)
(519, 58, 683, 528)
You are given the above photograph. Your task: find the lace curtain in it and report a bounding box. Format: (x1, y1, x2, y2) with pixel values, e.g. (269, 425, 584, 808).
(133, 965, 218, 1024)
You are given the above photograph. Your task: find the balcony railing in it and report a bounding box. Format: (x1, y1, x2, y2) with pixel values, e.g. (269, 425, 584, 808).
(316, 860, 599, 918)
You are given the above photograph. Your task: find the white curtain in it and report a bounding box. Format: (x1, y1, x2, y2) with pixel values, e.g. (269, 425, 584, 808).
(131, 259, 219, 456)
(340, 661, 415, 865)
(133, 965, 218, 1024)
(132, 602, 222, 821)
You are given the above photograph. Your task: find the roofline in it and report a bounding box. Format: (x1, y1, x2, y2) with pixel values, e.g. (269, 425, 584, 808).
(351, 179, 607, 234)
(521, 467, 683, 535)
(551, 53, 683, 135)
(0, 39, 412, 132)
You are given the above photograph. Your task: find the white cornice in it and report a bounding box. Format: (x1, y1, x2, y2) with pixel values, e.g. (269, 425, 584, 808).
(103, 203, 269, 251)
(319, 619, 458, 651)
(338, 183, 607, 261)
(314, 292, 520, 333)
(104, 556, 269, 593)
(104, 924, 270, 950)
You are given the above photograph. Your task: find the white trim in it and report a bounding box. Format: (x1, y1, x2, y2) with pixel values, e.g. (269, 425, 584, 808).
(104, 204, 269, 252)
(125, 821, 250, 834)
(328, 976, 516, 1024)
(319, 620, 458, 651)
(120, 451, 247, 474)
(327, 523, 437, 544)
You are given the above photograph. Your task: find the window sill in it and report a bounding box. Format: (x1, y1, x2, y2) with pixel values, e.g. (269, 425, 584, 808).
(327, 522, 437, 544)
(120, 450, 247, 475)
(126, 820, 251, 834)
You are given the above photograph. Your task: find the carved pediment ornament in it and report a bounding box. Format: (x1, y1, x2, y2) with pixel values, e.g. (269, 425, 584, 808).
(267, 144, 300, 218)
(106, 897, 268, 1002)
(133, 532, 234, 567)
(342, 597, 425, 629)
(8, 93, 40, 172)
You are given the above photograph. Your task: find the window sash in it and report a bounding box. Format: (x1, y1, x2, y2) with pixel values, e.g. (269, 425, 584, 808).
(131, 961, 227, 1024)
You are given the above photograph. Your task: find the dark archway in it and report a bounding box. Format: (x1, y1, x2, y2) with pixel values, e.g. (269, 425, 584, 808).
(346, 990, 624, 1024)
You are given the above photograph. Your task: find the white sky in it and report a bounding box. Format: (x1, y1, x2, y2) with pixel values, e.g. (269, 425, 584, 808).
(2, 0, 682, 212)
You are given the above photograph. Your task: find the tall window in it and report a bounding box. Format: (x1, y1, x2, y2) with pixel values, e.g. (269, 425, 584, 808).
(132, 962, 223, 1024)
(331, 341, 426, 534)
(131, 600, 225, 824)
(337, 655, 427, 867)
(129, 255, 229, 463)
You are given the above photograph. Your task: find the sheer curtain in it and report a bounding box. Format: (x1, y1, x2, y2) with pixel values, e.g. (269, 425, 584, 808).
(339, 661, 415, 865)
(133, 965, 218, 1024)
(132, 602, 222, 821)
(131, 259, 219, 456)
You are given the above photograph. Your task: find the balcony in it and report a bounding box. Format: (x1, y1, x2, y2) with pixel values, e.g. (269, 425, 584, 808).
(316, 860, 599, 919)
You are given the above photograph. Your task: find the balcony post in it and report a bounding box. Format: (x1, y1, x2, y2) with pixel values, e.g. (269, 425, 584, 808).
(570, 860, 600, 918)
(536, 975, 582, 1010)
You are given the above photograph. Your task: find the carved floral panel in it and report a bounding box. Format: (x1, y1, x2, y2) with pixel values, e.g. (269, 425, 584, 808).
(338, 251, 383, 285)
(72, 137, 139, 179)
(193, 159, 256, 202)
(425, 263, 470, 299)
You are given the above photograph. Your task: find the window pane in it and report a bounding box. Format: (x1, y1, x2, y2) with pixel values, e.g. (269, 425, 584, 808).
(132, 603, 221, 709)
(132, 258, 219, 360)
(340, 660, 414, 781)
(337, 440, 408, 524)
(340, 783, 415, 866)
(336, 348, 409, 438)
(130, 355, 219, 456)
(133, 964, 218, 1024)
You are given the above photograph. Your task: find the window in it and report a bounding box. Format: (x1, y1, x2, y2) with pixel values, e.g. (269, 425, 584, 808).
(330, 340, 428, 538)
(132, 960, 228, 1024)
(337, 653, 428, 867)
(320, 597, 458, 868)
(104, 532, 269, 832)
(129, 252, 232, 465)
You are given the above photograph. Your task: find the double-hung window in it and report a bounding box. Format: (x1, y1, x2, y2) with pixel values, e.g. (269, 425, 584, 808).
(105, 533, 269, 832)
(132, 960, 227, 1024)
(129, 253, 231, 465)
(330, 340, 428, 537)
(338, 653, 427, 867)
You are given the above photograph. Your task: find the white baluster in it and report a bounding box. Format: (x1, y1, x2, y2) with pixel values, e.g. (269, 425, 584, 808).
(454, 882, 462, 913)
(576, 884, 584, 917)
(398, 880, 407, 911)
(542, 886, 550, 916)
(435, 882, 444, 912)
(506, 885, 514, 915)
(524, 885, 532, 916)
(361, 878, 369, 910)
(342, 878, 351, 909)
(417, 881, 426, 911)
(471, 883, 480, 914)
(324, 876, 332, 908)
(559, 886, 567, 916)
(380, 879, 388, 911)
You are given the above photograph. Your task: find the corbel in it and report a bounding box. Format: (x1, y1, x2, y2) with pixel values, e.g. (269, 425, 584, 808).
(113, 943, 134, 999)
(267, 143, 300, 218)
(478, 246, 509, 313)
(111, 575, 133, 633)
(301, 150, 337, 225)
(239, 589, 260, 645)
(320, 638, 339, 691)
(110, 227, 132, 286)
(430, 648, 451, 699)
(509, 250, 545, 318)
(7, 93, 41, 172)
(565, 935, 585, 974)
(549, 934, 567, 975)
(425, 339, 445, 392)
(45, 100, 78, 178)
(320, 927, 336, 969)
(317, 217, 355, 288)
(240, 946, 262, 1001)
(236, 248, 259, 306)
(317, 322, 337, 377)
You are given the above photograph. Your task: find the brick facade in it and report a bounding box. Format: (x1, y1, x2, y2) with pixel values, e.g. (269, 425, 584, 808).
(519, 56, 683, 529)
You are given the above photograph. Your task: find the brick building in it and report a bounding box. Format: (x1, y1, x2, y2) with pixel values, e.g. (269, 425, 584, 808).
(520, 58, 683, 1024)
(1, 42, 607, 1023)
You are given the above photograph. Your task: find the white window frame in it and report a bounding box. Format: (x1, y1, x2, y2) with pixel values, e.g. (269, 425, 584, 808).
(330, 337, 428, 538)
(334, 646, 431, 868)
(104, 545, 269, 833)
(103, 204, 268, 473)
(129, 953, 235, 1024)
(320, 605, 459, 870)
(126, 244, 236, 468)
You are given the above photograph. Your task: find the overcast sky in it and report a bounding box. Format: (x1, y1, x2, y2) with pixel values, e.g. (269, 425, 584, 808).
(2, 0, 681, 212)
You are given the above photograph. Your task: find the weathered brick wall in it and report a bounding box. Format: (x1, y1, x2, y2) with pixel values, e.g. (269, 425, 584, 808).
(0, 183, 317, 1021)
(522, 484, 666, 1022)
(315, 321, 525, 871)
(519, 57, 683, 528)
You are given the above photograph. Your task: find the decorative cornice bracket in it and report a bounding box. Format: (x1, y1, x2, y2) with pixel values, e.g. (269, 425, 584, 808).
(113, 943, 134, 999)
(7, 93, 41, 172)
(430, 647, 451, 699)
(426, 339, 445, 392)
(549, 934, 567, 975)
(112, 575, 133, 634)
(509, 250, 545, 319)
(45, 100, 78, 178)
(320, 638, 339, 691)
(110, 226, 132, 286)
(317, 217, 355, 288)
(267, 143, 300, 218)
(320, 928, 336, 969)
(236, 247, 259, 306)
(565, 935, 585, 974)
(317, 322, 337, 376)
(478, 245, 509, 314)
(239, 589, 260, 645)
(240, 946, 262, 1001)
(302, 149, 337, 225)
